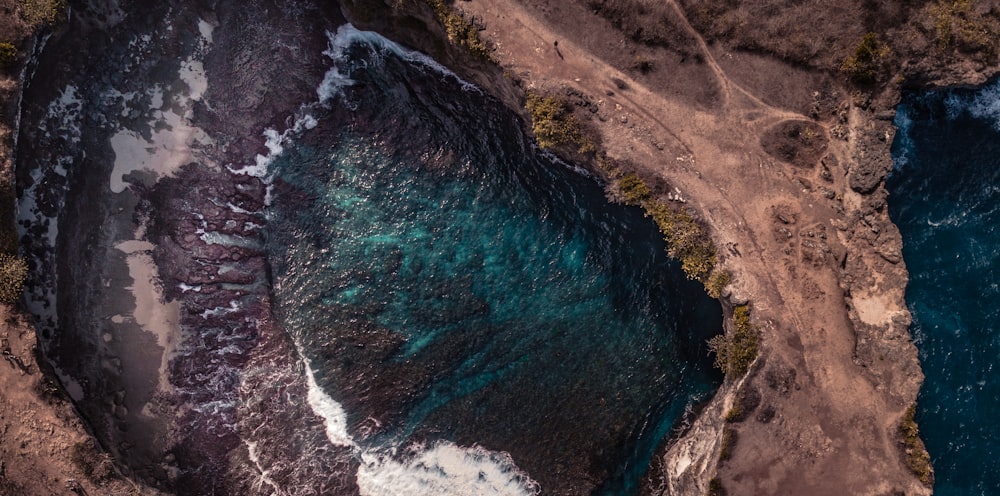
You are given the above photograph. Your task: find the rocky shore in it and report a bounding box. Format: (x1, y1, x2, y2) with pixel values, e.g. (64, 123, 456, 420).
(1, 0, 998, 494)
(344, 0, 1000, 494)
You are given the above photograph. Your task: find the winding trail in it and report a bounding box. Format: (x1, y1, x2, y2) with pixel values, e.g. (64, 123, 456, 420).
(456, 0, 928, 494)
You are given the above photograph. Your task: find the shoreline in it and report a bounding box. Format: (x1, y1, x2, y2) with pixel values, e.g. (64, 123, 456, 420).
(345, 0, 1000, 494)
(0, 0, 997, 493)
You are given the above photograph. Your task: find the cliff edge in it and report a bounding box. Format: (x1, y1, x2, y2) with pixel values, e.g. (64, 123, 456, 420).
(348, 0, 1000, 494)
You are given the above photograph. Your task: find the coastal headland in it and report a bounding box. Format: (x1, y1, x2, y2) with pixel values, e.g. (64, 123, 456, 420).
(343, 0, 1000, 494)
(0, 0, 998, 494)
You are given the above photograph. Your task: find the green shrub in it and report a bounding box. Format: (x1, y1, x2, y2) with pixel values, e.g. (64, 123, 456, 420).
(618, 173, 651, 205)
(0, 254, 28, 304)
(425, 0, 492, 60)
(718, 425, 736, 461)
(645, 202, 717, 282)
(840, 32, 888, 85)
(525, 92, 595, 153)
(930, 0, 999, 56)
(724, 403, 742, 423)
(0, 42, 16, 68)
(609, 171, 725, 290)
(705, 269, 731, 299)
(708, 305, 759, 378)
(900, 405, 934, 486)
(18, 0, 65, 28)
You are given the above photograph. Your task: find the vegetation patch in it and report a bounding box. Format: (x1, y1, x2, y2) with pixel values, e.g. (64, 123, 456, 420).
(708, 305, 760, 378)
(425, 0, 493, 61)
(525, 92, 595, 153)
(606, 172, 728, 292)
(0, 253, 27, 304)
(646, 201, 717, 282)
(724, 386, 760, 423)
(930, 0, 1000, 57)
(900, 404, 934, 486)
(707, 477, 727, 496)
(718, 425, 736, 462)
(705, 269, 731, 299)
(841, 32, 889, 85)
(70, 440, 116, 483)
(17, 0, 65, 28)
(617, 173, 651, 205)
(0, 42, 16, 68)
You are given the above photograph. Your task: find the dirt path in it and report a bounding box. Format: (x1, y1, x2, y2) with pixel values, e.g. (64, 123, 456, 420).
(457, 0, 927, 494)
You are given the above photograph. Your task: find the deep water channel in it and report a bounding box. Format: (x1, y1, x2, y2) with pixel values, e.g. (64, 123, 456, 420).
(888, 78, 1000, 495)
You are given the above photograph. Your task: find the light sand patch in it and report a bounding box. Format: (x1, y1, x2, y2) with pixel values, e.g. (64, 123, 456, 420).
(853, 293, 893, 326)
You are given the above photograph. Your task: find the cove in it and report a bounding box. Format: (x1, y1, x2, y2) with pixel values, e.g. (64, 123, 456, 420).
(263, 27, 723, 494)
(888, 78, 1000, 495)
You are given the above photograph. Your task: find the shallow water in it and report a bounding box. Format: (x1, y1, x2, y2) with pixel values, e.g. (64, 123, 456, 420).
(888, 78, 1000, 495)
(264, 27, 723, 494)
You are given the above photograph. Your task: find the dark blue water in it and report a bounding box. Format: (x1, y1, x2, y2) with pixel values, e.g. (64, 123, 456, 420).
(263, 28, 722, 494)
(888, 79, 1000, 496)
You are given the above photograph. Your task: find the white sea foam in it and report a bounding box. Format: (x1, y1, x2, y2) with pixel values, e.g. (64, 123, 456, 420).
(318, 23, 481, 105)
(356, 443, 540, 496)
(299, 348, 539, 493)
(943, 78, 1000, 130)
(303, 360, 355, 447)
(892, 105, 915, 171)
(228, 115, 317, 179)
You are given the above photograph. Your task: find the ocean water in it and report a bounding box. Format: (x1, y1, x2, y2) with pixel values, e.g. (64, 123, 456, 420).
(263, 26, 723, 494)
(888, 78, 1000, 495)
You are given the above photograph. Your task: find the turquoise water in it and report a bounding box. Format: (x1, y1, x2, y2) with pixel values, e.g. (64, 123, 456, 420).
(888, 79, 1000, 495)
(264, 33, 723, 493)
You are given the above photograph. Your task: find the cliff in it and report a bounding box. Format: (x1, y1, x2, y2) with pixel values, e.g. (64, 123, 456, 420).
(345, 0, 1000, 494)
(1, 0, 998, 494)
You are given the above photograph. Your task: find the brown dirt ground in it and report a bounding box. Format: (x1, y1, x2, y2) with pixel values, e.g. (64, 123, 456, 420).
(0, 306, 159, 495)
(444, 0, 977, 493)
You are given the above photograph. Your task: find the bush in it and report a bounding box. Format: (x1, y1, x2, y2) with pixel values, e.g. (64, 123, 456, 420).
(618, 173, 651, 205)
(718, 425, 736, 461)
(645, 202, 717, 282)
(705, 269, 731, 299)
(708, 305, 759, 378)
(0, 42, 16, 68)
(930, 0, 999, 56)
(525, 92, 595, 153)
(18, 0, 65, 28)
(840, 32, 889, 85)
(425, 0, 492, 61)
(70, 440, 116, 483)
(724, 386, 760, 423)
(900, 405, 934, 486)
(0, 254, 27, 304)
